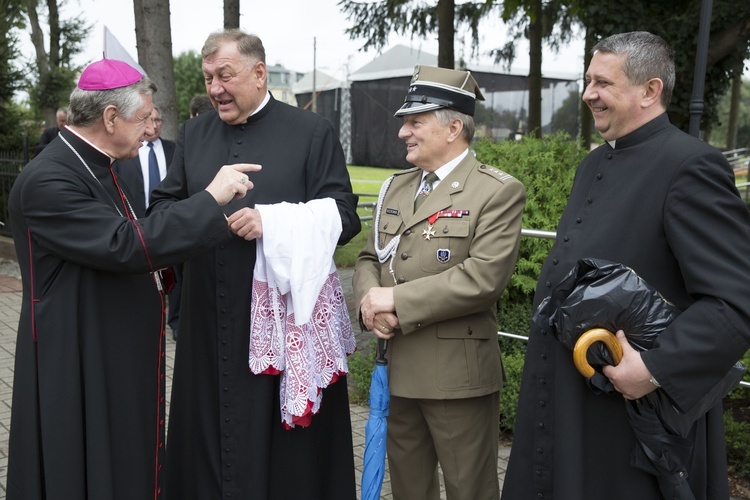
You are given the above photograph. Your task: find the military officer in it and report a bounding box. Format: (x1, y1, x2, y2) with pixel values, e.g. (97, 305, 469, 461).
(353, 65, 527, 500)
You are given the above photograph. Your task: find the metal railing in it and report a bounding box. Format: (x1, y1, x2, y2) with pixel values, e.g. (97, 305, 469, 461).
(0, 152, 27, 237)
(725, 147, 750, 171)
(726, 148, 750, 201)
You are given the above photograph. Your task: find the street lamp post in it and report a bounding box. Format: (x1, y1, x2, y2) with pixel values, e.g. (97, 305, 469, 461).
(688, 0, 714, 138)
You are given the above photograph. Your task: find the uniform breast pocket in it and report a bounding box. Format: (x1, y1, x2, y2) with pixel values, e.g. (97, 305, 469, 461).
(420, 218, 471, 273)
(378, 213, 404, 244)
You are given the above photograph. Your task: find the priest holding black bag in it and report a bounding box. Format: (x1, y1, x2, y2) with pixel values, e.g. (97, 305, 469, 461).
(503, 31, 750, 500)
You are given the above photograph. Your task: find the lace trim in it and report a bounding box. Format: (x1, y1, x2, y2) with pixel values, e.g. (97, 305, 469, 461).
(249, 271, 356, 428)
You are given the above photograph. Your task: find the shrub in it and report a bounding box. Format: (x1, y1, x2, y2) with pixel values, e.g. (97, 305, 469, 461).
(500, 349, 525, 437)
(347, 338, 377, 404)
(725, 350, 750, 482)
(497, 298, 532, 358)
(725, 410, 750, 480)
(473, 132, 586, 302)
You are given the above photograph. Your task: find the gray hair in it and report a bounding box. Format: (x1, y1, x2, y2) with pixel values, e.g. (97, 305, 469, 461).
(434, 108, 476, 143)
(592, 31, 675, 109)
(202, 29, 266, 66)
(67, 77, 157, 127)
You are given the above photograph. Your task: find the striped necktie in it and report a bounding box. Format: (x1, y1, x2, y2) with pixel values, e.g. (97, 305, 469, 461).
(414, 172, 439, 211)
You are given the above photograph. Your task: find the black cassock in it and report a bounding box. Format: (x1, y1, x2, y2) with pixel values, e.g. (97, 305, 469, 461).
(149, 95, 361, 500)
(6, 128, 232, 499)
(502, 114, 750, 500)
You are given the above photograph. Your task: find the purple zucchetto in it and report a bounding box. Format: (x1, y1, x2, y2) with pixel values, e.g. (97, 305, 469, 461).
(77, 58, 143, 91)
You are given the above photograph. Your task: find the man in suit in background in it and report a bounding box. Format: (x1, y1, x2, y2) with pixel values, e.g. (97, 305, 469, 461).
(33, 107, 68, 155)
(113, 106, 181, 340)
(353, 65, 526, 500)
(114, 106, 175, 213)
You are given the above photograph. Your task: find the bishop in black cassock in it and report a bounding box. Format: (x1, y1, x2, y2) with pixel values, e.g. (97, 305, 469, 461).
(6, 58, 258, 500)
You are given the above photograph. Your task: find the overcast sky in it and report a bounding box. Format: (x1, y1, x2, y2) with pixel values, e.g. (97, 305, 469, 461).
(16, 0, 586, 80)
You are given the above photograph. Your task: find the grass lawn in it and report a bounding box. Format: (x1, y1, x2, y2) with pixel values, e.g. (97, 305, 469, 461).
(334, 165, 402, 268)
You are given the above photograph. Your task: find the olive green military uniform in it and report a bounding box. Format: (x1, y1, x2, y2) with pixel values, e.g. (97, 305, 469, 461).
(354, 152, 525, 499)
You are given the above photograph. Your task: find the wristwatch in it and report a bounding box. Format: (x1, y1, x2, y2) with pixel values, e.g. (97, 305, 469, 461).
(649, 375, 661, 388)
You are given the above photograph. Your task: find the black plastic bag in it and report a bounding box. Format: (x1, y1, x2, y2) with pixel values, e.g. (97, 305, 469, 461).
(533, 257, 679, 367)
(532, 258, 747, 499)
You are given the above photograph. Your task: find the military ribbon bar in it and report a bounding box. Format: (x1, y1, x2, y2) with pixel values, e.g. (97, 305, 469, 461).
(428, 210, 470, 225)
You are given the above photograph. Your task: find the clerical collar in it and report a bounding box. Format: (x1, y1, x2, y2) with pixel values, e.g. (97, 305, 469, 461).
(241, 91, 271, 123)
(422, 148, 469, 183)
(66, 126, 116, 163)
(607, 140, 616, 149)
(606, 113, 670, 151)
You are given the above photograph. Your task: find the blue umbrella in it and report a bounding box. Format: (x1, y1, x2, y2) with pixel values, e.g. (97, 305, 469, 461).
(361, 339, 390, 500)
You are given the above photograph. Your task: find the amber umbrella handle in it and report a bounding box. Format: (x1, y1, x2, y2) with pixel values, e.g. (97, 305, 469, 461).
(573, 328, 624, 379)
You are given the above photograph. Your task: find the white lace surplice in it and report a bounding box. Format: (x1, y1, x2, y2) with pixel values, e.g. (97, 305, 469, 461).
(249, 199, 356, 428)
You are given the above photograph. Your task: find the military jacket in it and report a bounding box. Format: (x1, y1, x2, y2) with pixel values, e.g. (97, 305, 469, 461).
(354, 153, 526, 399)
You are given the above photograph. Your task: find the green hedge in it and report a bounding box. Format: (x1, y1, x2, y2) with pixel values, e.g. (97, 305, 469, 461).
(472, 132, 584, 302)
(725, 410, 750, 479)
(348, 339, 378, 405)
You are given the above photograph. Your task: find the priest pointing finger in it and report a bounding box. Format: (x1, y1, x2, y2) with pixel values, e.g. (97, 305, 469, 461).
(206, 162, 262, 205)
(5, 58, 256, 499)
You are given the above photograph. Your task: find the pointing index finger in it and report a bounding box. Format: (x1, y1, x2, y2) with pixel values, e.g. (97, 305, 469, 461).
(229, 163, 262, 174)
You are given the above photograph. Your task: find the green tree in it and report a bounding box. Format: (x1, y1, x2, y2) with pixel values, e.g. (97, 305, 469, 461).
(339, 0, 578, 138)
(724, 74, 743, 150)
(709, 77, 750, 150)
(224, 0, 239, 29)
(22, 0, 90, 127)
(338, 0, 490, 70)
(0, 0, 26, 151)
(549, 88, 580, 138)
(173, 50, 206, 123)
(134, 0, 178, 140)
(475, 102, 525, 136)
(491, 0, 579, 138)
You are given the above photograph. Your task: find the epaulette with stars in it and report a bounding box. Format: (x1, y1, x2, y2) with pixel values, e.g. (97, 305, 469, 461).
(391, 166, 421, 177)
(477, 164, 514, 183)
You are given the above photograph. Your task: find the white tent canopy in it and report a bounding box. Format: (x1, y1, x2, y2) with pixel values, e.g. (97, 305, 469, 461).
(291, 69, 345, 95)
